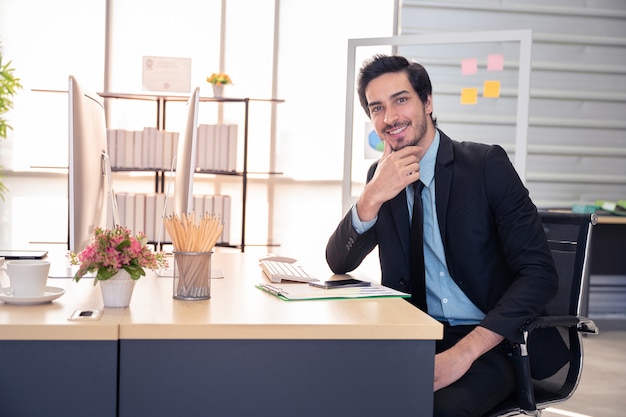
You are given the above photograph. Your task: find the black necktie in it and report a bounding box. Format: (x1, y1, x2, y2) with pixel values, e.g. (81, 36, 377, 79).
(410, 180, 427, 311)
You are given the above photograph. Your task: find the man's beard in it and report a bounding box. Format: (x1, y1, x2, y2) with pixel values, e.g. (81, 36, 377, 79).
(390, 114, 428, 152)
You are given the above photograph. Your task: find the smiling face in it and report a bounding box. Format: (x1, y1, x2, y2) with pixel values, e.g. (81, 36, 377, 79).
(365, 71, 435, 152)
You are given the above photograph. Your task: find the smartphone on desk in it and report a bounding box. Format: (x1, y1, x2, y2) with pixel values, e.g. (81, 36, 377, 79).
(309, 278, 371, 289)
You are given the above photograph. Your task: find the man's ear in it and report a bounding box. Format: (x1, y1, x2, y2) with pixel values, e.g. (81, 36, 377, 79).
(425, 95, 433, 115)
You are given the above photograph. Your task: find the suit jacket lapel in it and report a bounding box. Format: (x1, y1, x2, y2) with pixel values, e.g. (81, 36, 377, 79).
(435, 131, 454, 240)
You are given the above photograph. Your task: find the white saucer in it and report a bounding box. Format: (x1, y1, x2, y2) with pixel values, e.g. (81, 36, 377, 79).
(0, 286, 65, 305)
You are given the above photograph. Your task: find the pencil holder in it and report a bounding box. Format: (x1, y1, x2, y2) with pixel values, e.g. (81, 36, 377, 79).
(173, 251, 212, 300)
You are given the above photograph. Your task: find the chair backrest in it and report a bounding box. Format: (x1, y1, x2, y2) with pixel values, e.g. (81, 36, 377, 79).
(540, 211, 596, 317)
(531, 211, 596, 407)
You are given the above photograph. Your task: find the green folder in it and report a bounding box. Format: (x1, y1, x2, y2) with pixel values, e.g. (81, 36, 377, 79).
(255, 282, 410, 301)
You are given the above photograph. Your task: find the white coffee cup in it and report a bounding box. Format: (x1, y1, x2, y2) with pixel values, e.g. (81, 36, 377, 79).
(6, 260, 51, 297)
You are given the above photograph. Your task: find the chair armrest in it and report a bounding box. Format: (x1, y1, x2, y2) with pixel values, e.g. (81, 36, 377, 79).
(578, 317, 599, 334)
(522, 315, 579, 332)
(522, 315, 599, 335)
(509, 343, 538, 414)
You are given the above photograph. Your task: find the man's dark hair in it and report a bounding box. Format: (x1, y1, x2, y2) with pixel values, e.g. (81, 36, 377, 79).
(357, 54, 437, 126)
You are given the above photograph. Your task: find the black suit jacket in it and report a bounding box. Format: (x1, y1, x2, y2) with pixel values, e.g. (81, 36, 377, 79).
(326, 130, 558, 344)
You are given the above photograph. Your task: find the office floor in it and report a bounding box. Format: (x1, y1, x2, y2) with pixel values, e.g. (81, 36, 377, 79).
(539, 329, 626, 417)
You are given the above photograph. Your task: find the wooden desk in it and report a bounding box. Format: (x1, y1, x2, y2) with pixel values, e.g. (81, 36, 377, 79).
(118, 252, 442, 417)
(0, 274, 123, 417)
(0, 253, 442, 417)
(596, 214, 626, 225)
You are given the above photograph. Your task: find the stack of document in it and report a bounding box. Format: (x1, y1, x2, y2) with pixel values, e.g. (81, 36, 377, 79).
(256, 282, 410, 301)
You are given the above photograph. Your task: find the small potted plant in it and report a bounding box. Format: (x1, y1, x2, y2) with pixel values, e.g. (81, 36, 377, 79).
(70, 225, 168, 307)
(206, 72, 233, 97)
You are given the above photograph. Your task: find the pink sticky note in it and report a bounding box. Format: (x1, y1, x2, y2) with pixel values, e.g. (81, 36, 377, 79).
(461, 58, 478, 75)
(487, 54, 504, 71)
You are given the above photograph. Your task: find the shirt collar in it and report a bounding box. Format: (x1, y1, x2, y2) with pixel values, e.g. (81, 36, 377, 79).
(419, 129, 439, 188)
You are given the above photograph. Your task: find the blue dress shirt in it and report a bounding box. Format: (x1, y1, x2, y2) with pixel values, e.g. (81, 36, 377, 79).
(352, 131, 485, 325)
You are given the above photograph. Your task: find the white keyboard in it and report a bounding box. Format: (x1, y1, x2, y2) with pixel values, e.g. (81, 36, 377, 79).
(259, 260, 318, 283)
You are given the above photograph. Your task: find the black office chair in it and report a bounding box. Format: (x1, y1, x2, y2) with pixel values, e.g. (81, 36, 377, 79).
(487, 211, 599, 417)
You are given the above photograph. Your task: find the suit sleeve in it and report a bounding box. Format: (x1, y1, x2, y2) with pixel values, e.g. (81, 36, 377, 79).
(478, 145, 559, 343)
(326, 163, 380, 274)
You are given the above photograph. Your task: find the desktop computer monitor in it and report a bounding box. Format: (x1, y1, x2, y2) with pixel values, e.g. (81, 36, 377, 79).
(67, 75, 111, 253)
(173, 86, 200, 216)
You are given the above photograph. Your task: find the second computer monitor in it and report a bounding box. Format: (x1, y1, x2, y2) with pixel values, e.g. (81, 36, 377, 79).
(173, 86, 200, 216)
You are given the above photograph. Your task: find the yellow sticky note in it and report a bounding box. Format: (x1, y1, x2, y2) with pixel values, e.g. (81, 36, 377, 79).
(460, 88, 478, 105)
(483, 80, 501, 98)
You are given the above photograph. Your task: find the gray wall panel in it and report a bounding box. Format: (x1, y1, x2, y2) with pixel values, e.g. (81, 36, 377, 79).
(401, 0, 626, 208)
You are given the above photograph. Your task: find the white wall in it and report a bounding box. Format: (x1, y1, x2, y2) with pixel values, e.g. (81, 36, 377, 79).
(0, 0, 396, 249)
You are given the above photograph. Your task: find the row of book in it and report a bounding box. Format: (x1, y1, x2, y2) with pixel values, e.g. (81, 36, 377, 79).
(106, 123, 238, 172)
(109, 192, 232, 245)
(197, 123, 238, 172)
(107, 127, 178, 171)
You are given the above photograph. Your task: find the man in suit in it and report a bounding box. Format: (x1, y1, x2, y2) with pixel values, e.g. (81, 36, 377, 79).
(326, 55, 559, 416)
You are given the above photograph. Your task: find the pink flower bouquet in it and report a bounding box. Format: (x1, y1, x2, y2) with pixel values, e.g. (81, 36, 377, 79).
(70, 225, 168, 284)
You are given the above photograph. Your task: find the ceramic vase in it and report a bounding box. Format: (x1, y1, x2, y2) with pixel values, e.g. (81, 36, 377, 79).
(99, 269, 136, 308)
(211, 84, 224, 98)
